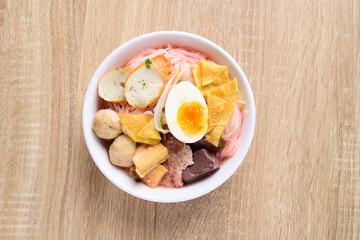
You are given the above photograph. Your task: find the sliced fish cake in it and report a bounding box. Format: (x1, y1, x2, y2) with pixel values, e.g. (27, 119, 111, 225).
(124, 66, 165, 109)
(98, 68, 131, 103)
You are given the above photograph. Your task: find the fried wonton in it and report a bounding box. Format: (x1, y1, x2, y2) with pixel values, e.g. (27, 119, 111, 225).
(205, 79, 238, 146)
(118, 113, 161, 145)
(193, 60, 229, 98)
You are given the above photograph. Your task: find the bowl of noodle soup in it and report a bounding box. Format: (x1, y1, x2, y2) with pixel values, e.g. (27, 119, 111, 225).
(82, 31, 255, 202)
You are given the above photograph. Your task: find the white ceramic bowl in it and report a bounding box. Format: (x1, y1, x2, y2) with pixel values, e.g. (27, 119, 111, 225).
(82, 31, 255, 203)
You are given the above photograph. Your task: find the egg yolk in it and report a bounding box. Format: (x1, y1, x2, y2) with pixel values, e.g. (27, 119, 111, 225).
(177, 101, 207, 136)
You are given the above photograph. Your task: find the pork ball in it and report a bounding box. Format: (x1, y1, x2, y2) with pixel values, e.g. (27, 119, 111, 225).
(92, 109, 122, 139)
(109, 135, 136, 167)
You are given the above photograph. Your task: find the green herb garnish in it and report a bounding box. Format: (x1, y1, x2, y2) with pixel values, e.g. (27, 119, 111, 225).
(135, 179, 142, 182)
(145, 58, 152, 68)
(178, 80, 182, 84)
(221, 139, 226, 148)
(130, 86, 133, 91)
(192, 71, 194, 77)
(159, 119, 163, 128)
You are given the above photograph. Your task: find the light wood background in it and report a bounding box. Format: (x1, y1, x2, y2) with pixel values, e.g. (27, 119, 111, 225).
(1, 0, 359, 239)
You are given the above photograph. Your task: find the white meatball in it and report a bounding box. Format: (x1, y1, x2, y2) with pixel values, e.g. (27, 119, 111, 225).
(92, 109, 122, 139)
(109, 135, 136, 167)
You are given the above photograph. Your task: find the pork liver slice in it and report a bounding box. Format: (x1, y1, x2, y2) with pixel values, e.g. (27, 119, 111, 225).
(182, 149, 220, 184)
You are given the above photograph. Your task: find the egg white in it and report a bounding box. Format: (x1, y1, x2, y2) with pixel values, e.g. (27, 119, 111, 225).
(165, 81, 208, 143)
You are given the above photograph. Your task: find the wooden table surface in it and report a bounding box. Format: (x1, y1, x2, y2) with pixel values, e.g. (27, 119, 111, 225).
(1, 0, 359, 239)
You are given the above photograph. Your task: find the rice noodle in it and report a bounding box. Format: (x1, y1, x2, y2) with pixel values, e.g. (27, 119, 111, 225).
(106, 102, 153, 115)
(125, 44, 209, 82)
(217, 102, 248, 161)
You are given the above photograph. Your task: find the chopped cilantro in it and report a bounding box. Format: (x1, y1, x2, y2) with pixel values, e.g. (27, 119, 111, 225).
(159, 119, 163, 128)
(221, 139, 226, 148)
(130, 86, 133, 91)
(192, 71, 194, 77)
(145, 58, 152, 68)
(135, 179, 142, 182)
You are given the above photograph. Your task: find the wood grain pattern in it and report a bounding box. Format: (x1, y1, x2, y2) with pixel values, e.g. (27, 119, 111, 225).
(0, 0, 359, 239)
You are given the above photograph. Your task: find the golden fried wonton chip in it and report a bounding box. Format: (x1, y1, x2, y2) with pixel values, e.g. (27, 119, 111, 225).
(206, 94, 226, 134)
(193, 60, 229, 98)
(200, 60, 228, 85)
(205, 79, 238, 146)
(207, 85, 226, 99)
(137, 119, 161, 140)
(118, 113, 161, 145)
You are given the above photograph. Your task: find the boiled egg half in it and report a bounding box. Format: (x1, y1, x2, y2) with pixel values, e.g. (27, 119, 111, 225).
(165, 82, 208, 143)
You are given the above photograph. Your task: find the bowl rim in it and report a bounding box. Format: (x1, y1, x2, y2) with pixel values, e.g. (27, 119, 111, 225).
(82, 31, 256, 203)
